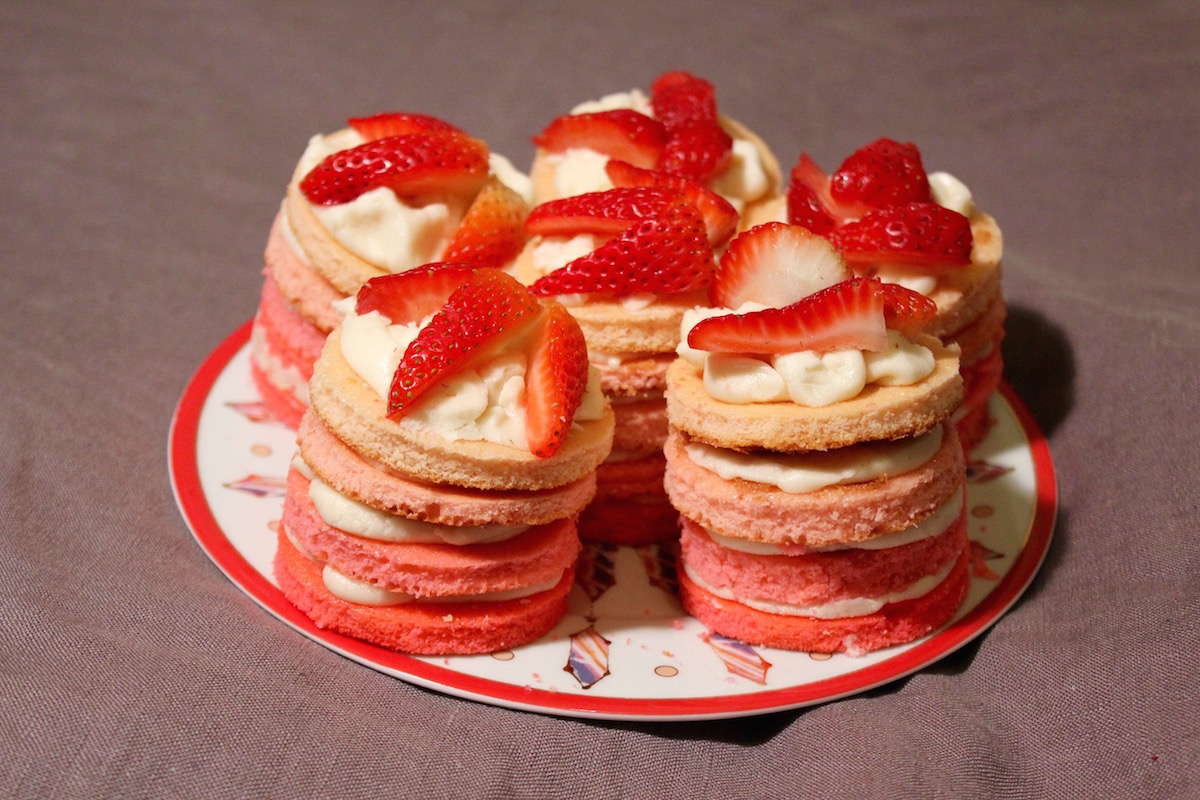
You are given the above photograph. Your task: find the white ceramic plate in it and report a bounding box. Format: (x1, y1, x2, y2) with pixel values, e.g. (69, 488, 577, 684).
(170, 321, 1057, 721)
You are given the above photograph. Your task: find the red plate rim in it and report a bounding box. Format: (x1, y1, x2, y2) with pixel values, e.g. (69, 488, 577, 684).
(169, 321, 1057, 720)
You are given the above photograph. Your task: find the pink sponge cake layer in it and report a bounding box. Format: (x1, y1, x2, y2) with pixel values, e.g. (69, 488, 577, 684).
(297, 411, 596, 527)
(577, 453, 675, 545)
(264, 211, 343, 334)
(678, 549, 969, 655)
(663, 423, 965, 548)
(283, 467, 580, 598)
(249, 358, 308, 430)
(274, 531, 572, 655)
(249, 276, 328, 429)
(956, 342, 1005, 452)
(255, 276, 328, 372)
(679, 508, 966, 609)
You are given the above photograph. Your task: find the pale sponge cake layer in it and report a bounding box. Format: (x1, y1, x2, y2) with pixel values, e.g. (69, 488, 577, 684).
(273, 531, 573, 656)
(297, 410, 596, 527)
(310, 329, 615, 491)
(264, 211, 343, 334)
(663, 424, 966, 547)
(665, 334, 963, 452)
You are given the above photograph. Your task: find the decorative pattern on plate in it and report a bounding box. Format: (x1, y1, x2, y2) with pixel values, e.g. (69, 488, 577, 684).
(170, 321, 1056, 721)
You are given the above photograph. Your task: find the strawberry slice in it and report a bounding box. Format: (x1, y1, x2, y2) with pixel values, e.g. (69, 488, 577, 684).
(786, 153, 872, 234)
(529, 197, 714, 298)
(830, 202, 973, 269)
(387, 269, 541, 418)
(355, 262, 478, 324)
(300, 131, 490, 206)
(709, 222, 851, 310)
(879, 282, 937, 337)
(687, 276, 890, 355)
(605, 159, 738, 247)
(441, 177, 529, 268)
(524, 186, 677, 238)
(650, 71, 718, 131)
(525, 302, 591, 458)
(347, 112, 464, 140)
(532, 109, 667, 169)
(658, 120, 734, 183)
(829, 138, 931, 209)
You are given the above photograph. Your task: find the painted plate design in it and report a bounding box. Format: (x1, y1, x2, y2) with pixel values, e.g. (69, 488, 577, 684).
(169, 321, 1056, 721)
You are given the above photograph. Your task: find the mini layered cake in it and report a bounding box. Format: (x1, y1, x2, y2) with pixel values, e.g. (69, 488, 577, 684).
(529, 71, 782, 222)
(251, 112, 533, 427)
(746, 138, 1004, 451)
(275, 265, 613, 654)
(512, 180, 732, 544)
(664, 223, 969, 655)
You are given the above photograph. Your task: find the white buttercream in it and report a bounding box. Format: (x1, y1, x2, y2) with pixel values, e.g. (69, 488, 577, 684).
(680, 307, 935, 407)
(928, 171, 975, 217)
(306, 471, 530, 545)
(248, 322, 311, 403)
(684, 426, 943, 494)
(311, 188, 456, 274)
(531, 234, 602, 278)
(336, 306, 605, 447)
(488, 152, 534, 206)
(321, 565, 562, 606)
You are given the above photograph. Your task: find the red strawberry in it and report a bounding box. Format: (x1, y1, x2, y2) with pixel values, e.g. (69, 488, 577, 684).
(300, 131, 489, 206)
(441, 177, 529, 268)
(529, 197, 714, 297)
(524, 302, 590, 458)
(709, 222, 851, 309)
(829, 138, 931, 209)
(347, 112, 463, 140)
(786, 153, 871, 234)
(386, 269, 541, 418)
(658, 119, 733, 183)
(879, 282, 937, 337)
(650, 71, 718, 131)
(532, 109, 667, 169)
(524, 186, 677, 238)
(605, 159, 738, 247)
(355, 262, 477, 324)
(687, 276, 889, 355)
(830, 202, 973, 269)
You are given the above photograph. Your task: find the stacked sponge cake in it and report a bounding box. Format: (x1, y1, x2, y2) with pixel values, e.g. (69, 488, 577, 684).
(274, 266, 613, 654)
(664, 223, 969, 654)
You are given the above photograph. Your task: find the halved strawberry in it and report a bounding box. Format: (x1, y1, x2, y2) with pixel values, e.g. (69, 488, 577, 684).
(300, 131, 490, 206)
(709, 222, 852, 309)
(605, 159, 738, 247)
(879, 282, 937, 337)
(441, 177, 529, 268)
(524, 186, 677, 238)
(658, 120, 733, 183)
(347, 112, 464, 141)
(786, 153, 871, 234)
(829, 138, 931, 209)
(830, 202, 973, 269)
(387, 269, 541, 418)
(687, 276, 889, 355)
(650, 71, 718, 131)
(529, 197, 714, 297)
(525, 302, 590, 458)
(355, 262, 478, 324)
(532, 109, 667, 169)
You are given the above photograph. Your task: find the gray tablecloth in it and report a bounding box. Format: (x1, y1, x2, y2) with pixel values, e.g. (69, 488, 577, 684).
(3, 2, 1197, 797)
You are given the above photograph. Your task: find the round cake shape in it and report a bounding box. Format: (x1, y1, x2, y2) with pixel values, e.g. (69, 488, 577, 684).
(309, 328, 615, 492)
(665, 334, 963, 453)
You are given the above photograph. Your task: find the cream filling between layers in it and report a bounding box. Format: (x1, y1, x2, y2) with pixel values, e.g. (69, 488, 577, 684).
(682, 557, 957, 620)
(296, 458, 531, 546)
(705, 490, 964, 555)
(249, 322, 311, 403)
(320, 565, 562, 607)
(684, 426, 943, 494)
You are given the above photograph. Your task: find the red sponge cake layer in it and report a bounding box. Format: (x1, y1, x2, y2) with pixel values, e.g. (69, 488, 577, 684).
(679, 549, 969, 655)
(274, 531, 572, 655)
